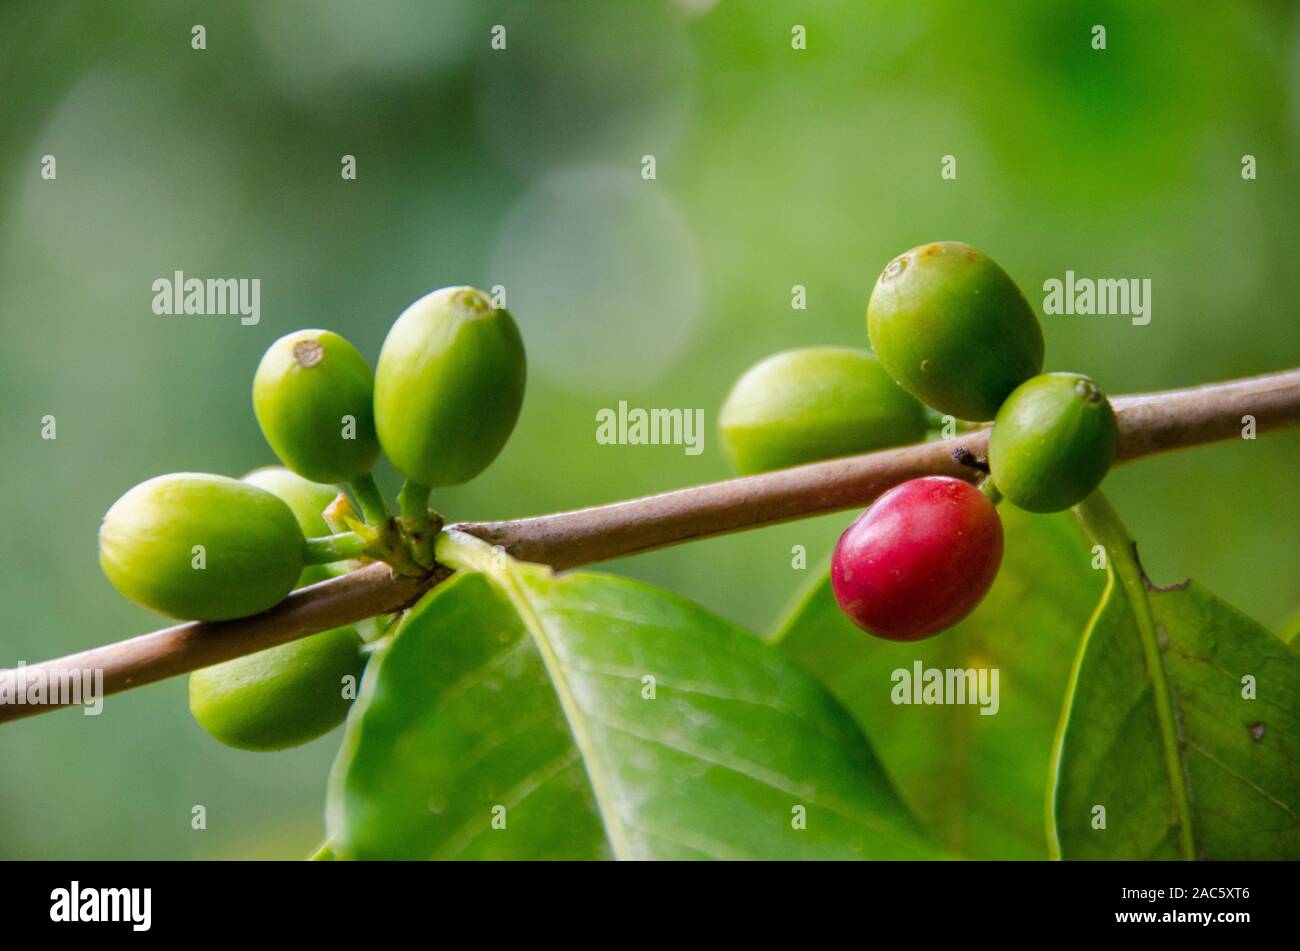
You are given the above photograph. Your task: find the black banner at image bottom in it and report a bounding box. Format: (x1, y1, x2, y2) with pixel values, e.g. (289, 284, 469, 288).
(7, 860, 1282, 937)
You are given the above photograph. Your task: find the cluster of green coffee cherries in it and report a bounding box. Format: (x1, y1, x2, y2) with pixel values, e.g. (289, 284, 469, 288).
(98, 286, 526, 750)
(719, 241, 1119, 641)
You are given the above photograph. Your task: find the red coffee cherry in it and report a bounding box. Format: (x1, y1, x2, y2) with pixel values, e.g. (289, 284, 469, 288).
(831, 476, 1003, 641)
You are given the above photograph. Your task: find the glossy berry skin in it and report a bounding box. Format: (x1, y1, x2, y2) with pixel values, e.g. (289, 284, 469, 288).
(253, 329, 380, 484)
(718, 347, 927, 475)
(374, 286, 526, 487)
(831, 476, 1003, 641)
(98, 473, 304, 621)
(988, 372, 1118, 513)
(185, 466, 367, 751)
(189, 626, 365, 751)
(867, 241, 1043, 421)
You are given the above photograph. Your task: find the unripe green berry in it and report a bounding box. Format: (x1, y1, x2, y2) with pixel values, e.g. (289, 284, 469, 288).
(253, 329, 380, 484)
(374, 286, 526, 487)
(187, 466, 366, 751)
(988, 372, 1118, 513)
(718, 347, 927, 475)
(242, 466, 339, 539)
(99, 473, 304, 621)
(867, 241, 1044, 421)
(243, 466, 349, 584)
(188, 626, 365, 751)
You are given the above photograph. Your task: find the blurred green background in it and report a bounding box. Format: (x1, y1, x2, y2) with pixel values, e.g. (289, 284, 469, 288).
(1, 0, 1297, 859)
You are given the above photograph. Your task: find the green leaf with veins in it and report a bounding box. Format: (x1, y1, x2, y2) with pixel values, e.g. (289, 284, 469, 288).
(326, 561, 937, 860)
(772, 505, 1103, 858)
(1051, 492, 1300, 859)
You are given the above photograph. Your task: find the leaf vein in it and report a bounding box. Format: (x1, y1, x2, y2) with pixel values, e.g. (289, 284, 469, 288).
(598, 714, 884, 831)
(430, 747, 584, 860)
(1185, 741, 1300, 823)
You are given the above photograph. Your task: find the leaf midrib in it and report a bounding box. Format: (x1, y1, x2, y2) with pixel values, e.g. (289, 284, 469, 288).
(1077, 493, 1196, 860)
(492, 567, 636, 860)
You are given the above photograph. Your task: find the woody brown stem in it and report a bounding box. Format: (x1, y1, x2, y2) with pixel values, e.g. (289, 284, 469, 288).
(2, 367, 1298, 724)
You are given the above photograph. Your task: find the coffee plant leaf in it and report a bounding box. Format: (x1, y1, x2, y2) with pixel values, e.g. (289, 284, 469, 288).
(326, 566, 936, 859)
(772, 506, 1101, 858)
(1279, 608, 1300, 645)
(1051, 560, 1300, 859)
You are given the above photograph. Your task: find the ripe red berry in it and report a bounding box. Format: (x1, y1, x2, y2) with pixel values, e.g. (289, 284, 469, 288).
(831, 476, 1003, 641)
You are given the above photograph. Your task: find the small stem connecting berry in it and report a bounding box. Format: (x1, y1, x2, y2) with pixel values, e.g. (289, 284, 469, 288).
(303, 532, 369, 564)
(978, 479, 1003, 505)
(397, 480, 439, 568)
(348, 473, 391, 529)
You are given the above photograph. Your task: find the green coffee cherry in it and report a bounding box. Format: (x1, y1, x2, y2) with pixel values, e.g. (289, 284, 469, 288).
(374, 286, 526, 487)
(253, 329, 380, 484)
(867, 241, 1044, 421)
(988, 372, 1118, 513)
(243, 466, 349, 584)
(189, 626, 365, 751)
(99, 473, 304, 621)
(718, 347, 927, 475)
(242, 466, 338, 539)
(185, 466, 365, 750)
